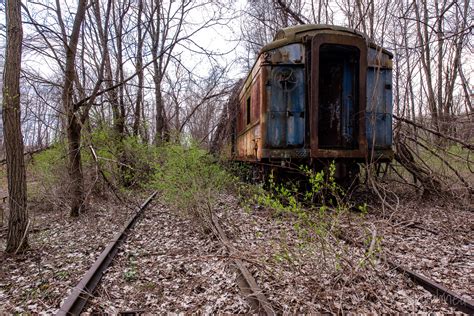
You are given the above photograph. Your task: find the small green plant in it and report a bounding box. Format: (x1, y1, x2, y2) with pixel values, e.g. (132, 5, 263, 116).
(251, 161, 377, 274)
(123, 269, 137, 282)
(274, 249, 294, 264)
(358, 203, 368, 216)
(123, 254, 138, 282)
(55, 270, 69, 280)
(359, 234, 383, 268)
(254, 162, 349, 241)
(28, 143, 69, 202)
(30, 142, 67, 186)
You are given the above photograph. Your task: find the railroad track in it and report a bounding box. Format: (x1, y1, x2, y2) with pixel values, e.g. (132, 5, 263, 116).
(338, 233, 474, 314)
(210, 215, 274, 315)
(55, 188, 468, 314)
(56, 191, 157, 316)
(344, 200, 474, 313)
(56, 191, 273, 315)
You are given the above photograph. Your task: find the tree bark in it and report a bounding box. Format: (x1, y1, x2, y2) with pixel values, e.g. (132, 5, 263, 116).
(133, 0, 144, 137)
(414, 0, 439, 132)
(2, 0, 28, 253)
(62, 0, 88, 217)
(112, 0, 129, 137)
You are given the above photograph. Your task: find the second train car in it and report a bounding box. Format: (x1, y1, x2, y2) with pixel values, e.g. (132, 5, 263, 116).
(234, 24, 393, 181)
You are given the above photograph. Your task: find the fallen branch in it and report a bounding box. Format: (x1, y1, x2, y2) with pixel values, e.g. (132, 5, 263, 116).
(393, 115, 473, 150)
(88, 146, 125, 204)
(405, 135, 473, 195)
(0, 146, 51, 166)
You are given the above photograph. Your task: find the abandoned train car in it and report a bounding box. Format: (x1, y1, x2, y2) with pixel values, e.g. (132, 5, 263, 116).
(234, 24, 393, 179)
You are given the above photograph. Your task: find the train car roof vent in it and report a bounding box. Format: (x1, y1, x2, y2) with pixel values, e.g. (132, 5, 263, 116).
(273, 30, 286, 41)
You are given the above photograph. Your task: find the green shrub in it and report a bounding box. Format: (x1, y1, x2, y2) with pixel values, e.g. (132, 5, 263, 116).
(253, 162, 352, 240)
(30, 143, 68, 190)
(85, 128, 158, 188)
(150, 143, 236, 231)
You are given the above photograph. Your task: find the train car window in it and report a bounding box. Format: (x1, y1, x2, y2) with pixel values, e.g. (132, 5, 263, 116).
(274, 68, 298, 91)
(246, 96, 251, 125)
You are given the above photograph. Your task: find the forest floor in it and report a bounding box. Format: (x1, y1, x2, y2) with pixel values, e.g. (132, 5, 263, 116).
(0, 150, 472, 315)
(0, 187, 146, 314)
(1, 178, 472, 313)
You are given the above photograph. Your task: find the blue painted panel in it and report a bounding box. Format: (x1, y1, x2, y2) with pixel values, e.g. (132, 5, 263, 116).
(267, 66, 305, 148)
(267, 111, 286, 147)
(366, 67, 393, 149)
(342, 58, 355, 146)
(268, 43, 305, 64)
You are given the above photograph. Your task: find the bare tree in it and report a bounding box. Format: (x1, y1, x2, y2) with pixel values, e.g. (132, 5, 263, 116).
(133, 0, 145, 137)
(2, 0, 28, 252)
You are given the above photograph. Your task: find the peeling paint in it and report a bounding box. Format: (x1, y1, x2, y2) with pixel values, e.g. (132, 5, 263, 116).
(235, 26, 393, 163)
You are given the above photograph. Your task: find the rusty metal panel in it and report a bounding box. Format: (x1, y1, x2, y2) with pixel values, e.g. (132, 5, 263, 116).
(239, 55, 263, 101)
(259, 66, 268, 160)
(267, 111, 286, 147)
(261, 148, 309, 159)
(368, 47, 392, 68)
(266, 66, 305, 148)
(252, 76, 261, 121)
(237, 66, 263, 137)
(237, 98, 244, 132)
(236, 122, 261, 161)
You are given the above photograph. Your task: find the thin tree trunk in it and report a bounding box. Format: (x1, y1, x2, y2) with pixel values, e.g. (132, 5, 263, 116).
(133, 0, 144, 137)
(112, 0, 129, 137)
(99, 1, 120, 136)
(151, 0, 165, 144)
(3, 0, 28, 253)
(414, 0, 439, 132)
(63, 0, 88, 217)
(435, 0, 447, 136)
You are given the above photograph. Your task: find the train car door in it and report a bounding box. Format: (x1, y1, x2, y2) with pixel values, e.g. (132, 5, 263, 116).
(317, 44, 359, 149)
(267, 66, 305, 148)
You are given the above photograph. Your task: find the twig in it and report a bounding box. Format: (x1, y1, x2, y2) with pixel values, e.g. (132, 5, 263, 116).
(406, 135, 473, 195)
(0, 146, 51, 165)
(88, 145, 127, 205)
(393, 115, 473, 150)
(15, 219, 30, 254)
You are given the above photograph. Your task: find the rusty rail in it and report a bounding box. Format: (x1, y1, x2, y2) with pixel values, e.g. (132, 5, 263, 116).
(387, 259, 474, 314)
(338, 234, 474, 313)
(211, 216, 275, 315)
(56, 191, 157, 316)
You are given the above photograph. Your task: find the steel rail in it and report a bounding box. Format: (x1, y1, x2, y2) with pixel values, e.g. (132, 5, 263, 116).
(387, 258, 474, 314)
(338, 234, 474, 313)
(211, 216, 275, 316)
(56, 191, 157, 316)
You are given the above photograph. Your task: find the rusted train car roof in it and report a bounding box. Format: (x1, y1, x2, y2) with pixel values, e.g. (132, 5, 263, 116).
(260, 24, 393, 58)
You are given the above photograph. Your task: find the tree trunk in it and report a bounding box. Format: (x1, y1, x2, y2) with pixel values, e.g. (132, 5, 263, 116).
(133, 0, 144, 137)
(112, 0, 128, 137)
(62, 0, 88, 217)
(66, 114, 84, 217)
(3, 0, 28, 253)
(414, 0, 439, 132)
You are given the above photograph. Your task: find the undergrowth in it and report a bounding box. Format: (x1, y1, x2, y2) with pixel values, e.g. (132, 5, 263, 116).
(249, 162, 380, 270)
(28, 128, 158, 211)
(150, 143, 236, 233)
